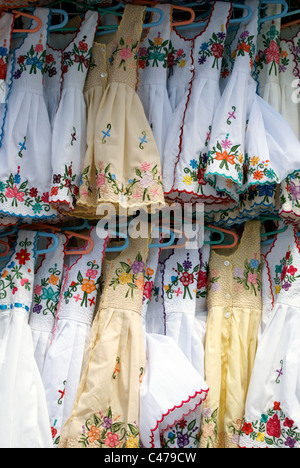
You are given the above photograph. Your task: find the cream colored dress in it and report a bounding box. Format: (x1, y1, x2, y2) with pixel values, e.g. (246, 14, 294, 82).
(58, 236, 149, 448)
(76, 4, 165, 214)
(199, 220, 262, 448)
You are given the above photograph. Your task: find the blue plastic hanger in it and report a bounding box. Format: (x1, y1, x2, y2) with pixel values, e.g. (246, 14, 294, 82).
(260, 0, 289, 23)
(0, 231, 59, 261)
(12, 8, 69, 38)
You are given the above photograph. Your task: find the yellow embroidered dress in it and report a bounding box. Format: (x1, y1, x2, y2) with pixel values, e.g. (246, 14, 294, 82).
(76, 4, 165, 214)
(199, 220, 262, 448)
(58, 235, 149, 448)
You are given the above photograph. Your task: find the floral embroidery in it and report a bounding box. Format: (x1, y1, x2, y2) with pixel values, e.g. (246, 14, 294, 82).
(208, 268, 221, 292)
(63, 37, 92, 73)
(232, 254, 262, 296)
(255, 23, 281, 76)
(143, 267, 159, 303)
(13, 36, 46, 79)
(234, 29, 256, 67)
(166, 41, 187, 77)
(63, 260, 100, 307)
(51, 163, 79, 206)
(109, 37, 139, 71)
(109, 252, 145, 299)
(164, 253, 199, 300)
(112, 357, 120, 379)
(44, 53, 57, 77)
(138, 33, 171, 70)
(93, 161, 163, 203)
(33, 262, 62, 318)
(79, 407, 140, 448)
(274, 247, 300, 294)
(200, 408, 242, 448)
(0, 167, 51, 216)
(0, 237, 32, 299)
(198, 28, 226, 69)
(162, 418, 201, 448)
(280, 172, 300, 210)
(0, 40, 9, 80)
(240, 402, 300, 448)
(245, 154, 279, 184)
(207, 134, 242, 179)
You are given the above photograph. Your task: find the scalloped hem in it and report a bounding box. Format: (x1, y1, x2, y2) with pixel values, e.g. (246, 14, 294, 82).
(149, 388, 209, 449)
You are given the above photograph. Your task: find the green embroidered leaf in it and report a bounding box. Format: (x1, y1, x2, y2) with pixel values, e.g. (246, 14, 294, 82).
(120, 261, 131, 273)
(128, 424, 139, 437)
(230, 144, 241, 153)
(77, 271, 83, 283)
(111, 422, 124, 433)
(187, 419, 197, 432)
(177, 262, 183, 273)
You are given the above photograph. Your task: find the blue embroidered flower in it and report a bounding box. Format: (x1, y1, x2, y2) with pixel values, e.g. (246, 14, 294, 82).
(200, 42, 209, 51)
(111, 174, 116, 180)
(0, 181, 5, 192)
(265, 168, 277, 180)
(258, 184, 275, 198)
(14, 173, 21, 184)
(32, 202, 42, 214)
(250, 259, 259, 269)
(128, 178, 133, 184)
(0, 47, 8, 56)
(261, 414, 268, 424)
(41, 286, 59, 302)
(189, 159, 198, 170)
(26, 56, 43, 70)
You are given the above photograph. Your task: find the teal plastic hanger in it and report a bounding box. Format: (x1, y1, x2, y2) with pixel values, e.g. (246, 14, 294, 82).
(261, 216, 288, 246)
(0, 231, 59, 261)
(176, 2, 252, 30)
(260, 0, 289, 23)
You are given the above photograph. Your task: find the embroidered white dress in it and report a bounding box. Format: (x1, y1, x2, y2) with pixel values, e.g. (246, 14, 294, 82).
(41, 226, 109, 447)
(163, 1, 234, 208)
(0, 230, 52, 448)
(0, 11, 14, 148)
(140, 229, 209, 448)
(278, 28, 300, 225)
(239, 225, 300, 449)
(48, 10, 99, 213)
(29, 233, 68, 375)
(137, 3, 173, 163)
(0, 8, 57, 221)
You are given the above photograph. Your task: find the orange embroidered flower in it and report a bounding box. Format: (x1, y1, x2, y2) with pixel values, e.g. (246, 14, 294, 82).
(81, 279, 96, 294)
(146, 267, 154, 276)
(253, 170, 264, 181)
(87, 425, 101, 444)
(49, 274, 59, 285)
(216, 150, 235, 165)
(237, 41, 251, 53)
(135, 276, 144, 290)
(154, 36, 163, 46)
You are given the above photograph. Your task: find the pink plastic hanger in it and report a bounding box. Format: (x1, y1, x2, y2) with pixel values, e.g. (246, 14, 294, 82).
(12, 9, 42, 33)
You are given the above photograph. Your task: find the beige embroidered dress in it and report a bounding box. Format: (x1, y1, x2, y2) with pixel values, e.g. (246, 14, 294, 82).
(76, 4, 165, 214)
(58, 236, 149, 448)
(199, 220, 262, 448)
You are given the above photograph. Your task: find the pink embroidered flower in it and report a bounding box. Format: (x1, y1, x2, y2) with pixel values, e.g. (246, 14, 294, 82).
(119, 47, 132, 61)
(97, 173, 106, 188)
(288, 265, 298, 276)
(105, 432, 119, 448)
(139, 172, 154, 189)
(248, 272, 257, 285)
(141, 162, 151, 172)
(143, 280, 153, 300)
(265, 40, 280, 65)
(34, 44, 44, 53)
(6, 186, 24, 202)
(176, 48, 184, 58)
(284, 417, 294, 429)
(86, 268, 98, 279)
(34, 284, 43, 296)
(266, 414, 281, 438)
(20, 278, 29, 287)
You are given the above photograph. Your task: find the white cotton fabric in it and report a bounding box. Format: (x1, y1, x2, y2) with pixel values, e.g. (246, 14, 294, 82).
(0, 230, 52, 448)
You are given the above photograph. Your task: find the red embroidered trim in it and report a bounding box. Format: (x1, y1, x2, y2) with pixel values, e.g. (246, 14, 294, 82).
(149, 387, 209, 448)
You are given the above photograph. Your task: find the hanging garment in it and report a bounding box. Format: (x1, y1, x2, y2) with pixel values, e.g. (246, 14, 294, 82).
(137, 3, 173, 163)
(163, 1, 235, 208)
(78, 4, 165, 212)
(0, 229, 52, 448)
(140, 230, 209, 448)
(239, 225, 300, 449)
(252, 2, 282, 111)
(29, 233, 68, 375)
(58, 234, 149, 448)
(48, 10, 100, 213)
(0, 11, 14, 148)
(73, 41, 108, 218)
(0, 8, 57, 221)
(41, 226, 109, 447)
(199, 220, 262, 448)
(278, 27, 300, 226)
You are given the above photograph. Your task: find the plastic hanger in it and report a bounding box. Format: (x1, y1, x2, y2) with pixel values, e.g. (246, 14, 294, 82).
(260, 0, 289, 23)
(175, 2, 252, 30)
(0, 239, 10, 258)
(12, 9, 42, 33)
(260, 216, 288, 245)
(208, 225, 239, 250)
(280, 2, 300, 29)
(132, 0, 196, 27)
